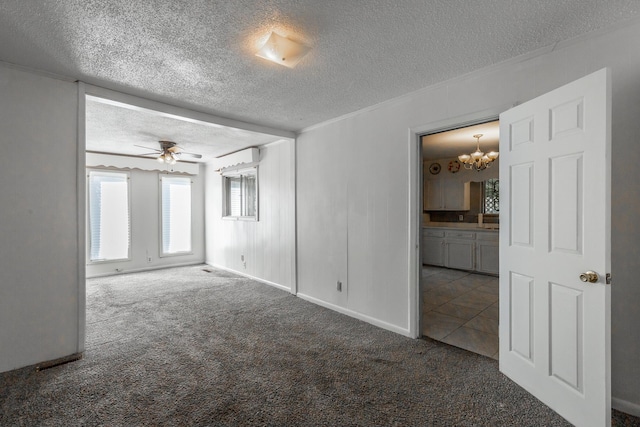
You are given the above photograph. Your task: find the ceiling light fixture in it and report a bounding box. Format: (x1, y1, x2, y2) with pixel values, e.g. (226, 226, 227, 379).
(255, 32, 310, 68)
(458, 134, 499, 171)
(157, 150, 178, 165)
(156, 140, 180, 165)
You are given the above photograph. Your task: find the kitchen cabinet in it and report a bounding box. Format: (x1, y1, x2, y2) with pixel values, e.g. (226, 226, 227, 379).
(443, 230, 475, 270)
(422, 227, 498, 275)
(475, 232, 499, 275)
(422, 229, 445, 266)
(423, 179, 470, 211)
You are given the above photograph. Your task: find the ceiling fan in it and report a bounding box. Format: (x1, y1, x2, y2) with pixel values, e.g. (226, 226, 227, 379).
(135, 140, 203, 165)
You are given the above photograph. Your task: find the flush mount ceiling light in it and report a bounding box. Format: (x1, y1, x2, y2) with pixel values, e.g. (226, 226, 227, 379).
(458, 134, 499, 171)
(255, 32, 310, 68)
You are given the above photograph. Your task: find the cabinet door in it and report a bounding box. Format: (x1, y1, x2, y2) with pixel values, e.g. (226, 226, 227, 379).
(476, 240, 499, 275)
(442, 180, 470, 210)
(424, 180, 443, 210)
(423, 238, 444, 266)
(444, 240, 475, 270)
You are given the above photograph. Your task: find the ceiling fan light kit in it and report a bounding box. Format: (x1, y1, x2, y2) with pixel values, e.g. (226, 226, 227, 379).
(134, 140, 203, 164)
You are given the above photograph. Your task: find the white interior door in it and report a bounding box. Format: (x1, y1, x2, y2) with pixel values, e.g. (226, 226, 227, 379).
(499, 68, 611, 427)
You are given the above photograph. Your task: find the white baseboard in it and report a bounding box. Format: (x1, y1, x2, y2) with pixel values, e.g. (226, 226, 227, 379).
(613, 396, 640, 418)
(86, 261, 204, 278)
(207, 263, 293, 293)
(296, 292, 412, 338)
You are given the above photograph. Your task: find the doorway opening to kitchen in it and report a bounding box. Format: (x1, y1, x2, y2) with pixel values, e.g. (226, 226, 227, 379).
(420, 119, 500, 359)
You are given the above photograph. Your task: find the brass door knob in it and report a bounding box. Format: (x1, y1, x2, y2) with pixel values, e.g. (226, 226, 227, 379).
(579, 271, 599, 283)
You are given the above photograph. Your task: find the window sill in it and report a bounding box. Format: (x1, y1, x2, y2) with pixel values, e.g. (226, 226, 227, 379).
(222, 216, 258, 222)
(160, 251, 194, 258)
(87, 257, 132, 265)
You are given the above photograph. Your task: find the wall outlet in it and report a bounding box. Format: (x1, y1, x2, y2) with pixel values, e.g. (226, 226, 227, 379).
(241, 255, 244, 261)
(147, 256, 152, 263)
(337, 281, 342, 292)
(459, 214, 464, 221)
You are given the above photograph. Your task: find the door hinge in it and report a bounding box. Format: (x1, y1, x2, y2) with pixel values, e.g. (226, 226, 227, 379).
(606, 273, 612, 285)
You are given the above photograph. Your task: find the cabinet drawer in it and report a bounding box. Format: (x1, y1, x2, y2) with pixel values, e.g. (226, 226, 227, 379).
(476, 231, 499, 242)
(445, 231, 475, 240)
(424, 229, 445, 238)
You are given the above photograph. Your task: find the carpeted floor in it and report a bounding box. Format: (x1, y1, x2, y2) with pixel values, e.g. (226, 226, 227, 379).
(0, 265, 638, 426)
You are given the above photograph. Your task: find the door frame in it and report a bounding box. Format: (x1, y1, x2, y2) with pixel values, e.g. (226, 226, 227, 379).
(407, 104, 512, 338)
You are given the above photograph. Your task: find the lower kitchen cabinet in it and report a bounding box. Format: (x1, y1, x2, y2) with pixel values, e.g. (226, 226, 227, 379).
(422, 227, 499, 275)
(444, 240, 475, 270)
(422, 229, 444, 266)
(475, 232, 499, 275)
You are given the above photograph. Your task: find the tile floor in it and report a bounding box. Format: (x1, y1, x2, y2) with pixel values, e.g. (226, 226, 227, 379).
(422, 266, 499, 359)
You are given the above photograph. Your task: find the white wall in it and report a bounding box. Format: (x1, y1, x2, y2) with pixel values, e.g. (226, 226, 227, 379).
(205, 140, 296, 291)
(296, 20, 640, 412)
(0, 64, 81, 372)
(85, 155, 205, 278)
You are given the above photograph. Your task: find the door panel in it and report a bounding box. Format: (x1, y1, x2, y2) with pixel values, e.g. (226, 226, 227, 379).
(509, 272, 533, 362)
(499, 68, 611, 427)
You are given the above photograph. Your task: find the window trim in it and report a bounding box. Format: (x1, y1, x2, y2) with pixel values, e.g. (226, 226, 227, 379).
(221, 166, 259, 221)
(87, 169, 132, 264)
(159, 174, 194, 258)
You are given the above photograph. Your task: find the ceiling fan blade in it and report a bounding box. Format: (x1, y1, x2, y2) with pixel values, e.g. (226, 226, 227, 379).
(138, 152, 160, 156)
(179, 152, 203, 159)
(134, 144, 161, 152)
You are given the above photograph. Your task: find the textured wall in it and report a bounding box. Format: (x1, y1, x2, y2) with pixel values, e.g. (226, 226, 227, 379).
(296, 21, 640, 412)
(0, 65, 80, 372)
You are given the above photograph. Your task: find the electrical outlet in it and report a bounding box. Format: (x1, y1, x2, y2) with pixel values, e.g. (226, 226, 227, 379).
(459, 215, 464, 221)
(243, 261, 247, 269)
(241, 255, 245, 261)
(337, 281, 342, 292)
(147, 256, 152, 263)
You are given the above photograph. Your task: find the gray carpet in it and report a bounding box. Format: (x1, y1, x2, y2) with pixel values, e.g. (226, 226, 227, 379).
(0, 265, 637, 426)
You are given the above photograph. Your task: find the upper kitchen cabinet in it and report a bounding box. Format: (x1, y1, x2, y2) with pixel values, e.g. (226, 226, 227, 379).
(424, 179, 470, 211)
(423, 157, 498, 212)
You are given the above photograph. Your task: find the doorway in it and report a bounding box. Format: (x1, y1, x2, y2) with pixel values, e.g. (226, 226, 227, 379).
(420, 119, 500, 358)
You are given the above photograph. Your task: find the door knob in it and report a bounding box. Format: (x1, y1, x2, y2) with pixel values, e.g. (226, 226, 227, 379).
(579, 271, 599, 283)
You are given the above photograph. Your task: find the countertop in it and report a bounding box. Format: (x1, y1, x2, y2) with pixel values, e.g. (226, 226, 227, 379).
(423, 222, 499, 231)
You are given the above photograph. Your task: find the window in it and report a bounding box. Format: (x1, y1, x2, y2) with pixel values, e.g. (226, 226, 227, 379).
(161, 176, 192, 255)
(88, 170, 130, 262)
(483, 178, 499, 214)
(222, 167, 258, 220)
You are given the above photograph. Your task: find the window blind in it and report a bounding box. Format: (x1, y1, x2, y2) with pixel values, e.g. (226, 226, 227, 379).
(89, 171, 130, 261)
(161, 176, 192, 254)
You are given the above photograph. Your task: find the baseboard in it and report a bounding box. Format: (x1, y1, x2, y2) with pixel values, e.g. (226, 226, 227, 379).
(86, 261, 204, 278)
(36, 352, 83, 371)
(207, 263, 293, 293)
(0, 352, 84, 374)
(613, 396, 640, 418)
(296, 292, 412, 338)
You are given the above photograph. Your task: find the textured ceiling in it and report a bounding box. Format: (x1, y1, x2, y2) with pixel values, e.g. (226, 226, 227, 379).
(85, 97, 282, 162)
(1, 1, 639, 135)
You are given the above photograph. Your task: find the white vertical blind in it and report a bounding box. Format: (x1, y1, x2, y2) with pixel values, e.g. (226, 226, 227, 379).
(161, 176, 192, 254)
(226, 177, 242, 217)
(89, 171, 130, 261)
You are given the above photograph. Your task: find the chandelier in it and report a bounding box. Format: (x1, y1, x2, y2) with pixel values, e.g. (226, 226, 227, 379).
(457, 134, 499, 171)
